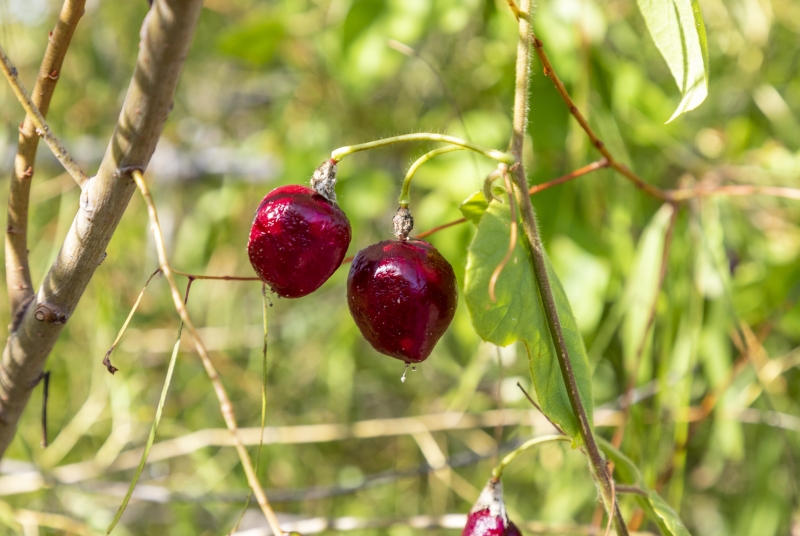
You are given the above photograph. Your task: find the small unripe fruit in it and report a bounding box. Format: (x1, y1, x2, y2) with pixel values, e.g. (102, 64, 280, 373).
(248, 184, 351, 298)
(347, 239, 457, 363)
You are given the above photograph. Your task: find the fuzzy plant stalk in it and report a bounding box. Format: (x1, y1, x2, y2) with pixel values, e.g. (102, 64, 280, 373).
(506, 2, 629, 535)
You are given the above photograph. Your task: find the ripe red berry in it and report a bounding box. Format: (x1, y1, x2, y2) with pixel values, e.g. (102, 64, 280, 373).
(463, 480, 522, 536)
(347, 239, 457, 363)
(463, 509, 506, 536)
(248, 184, 351, 298)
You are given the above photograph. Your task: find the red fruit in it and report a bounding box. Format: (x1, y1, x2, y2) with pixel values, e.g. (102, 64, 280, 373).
(463, 509, 506, 536)
(248, 184, 351, 298)
(347, 239, 457, 363)
(463, 480, 521, 536)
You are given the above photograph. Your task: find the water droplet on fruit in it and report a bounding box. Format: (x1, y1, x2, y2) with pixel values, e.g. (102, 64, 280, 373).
(401, 363, 409, 383)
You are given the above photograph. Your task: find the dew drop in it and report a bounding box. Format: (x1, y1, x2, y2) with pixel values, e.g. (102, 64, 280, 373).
(401, 363, 409, 383)
(411, 366, 417, 372)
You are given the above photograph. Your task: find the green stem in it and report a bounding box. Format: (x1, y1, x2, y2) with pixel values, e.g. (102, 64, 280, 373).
(398, 146, 466, 206)
(507, 2, 629, 535)
(331, 133, 515, 165)
(492, 435, 570, 480)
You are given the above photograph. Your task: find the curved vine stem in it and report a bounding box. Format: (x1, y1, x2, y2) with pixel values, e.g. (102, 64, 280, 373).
(491, 435, 569, 480)
(331, 133, 515, 165)
(507, 2, 629, 534)
(398, 146, 466, 206)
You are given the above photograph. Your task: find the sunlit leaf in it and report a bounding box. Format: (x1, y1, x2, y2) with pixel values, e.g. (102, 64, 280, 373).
(465, 201, 593, 441)
(217, 18, 286, 67)
(343, 0, 386, 50)
(647, 489, 693, 536)
(636, 0, 709, 122)
(459, 190, 490, 225)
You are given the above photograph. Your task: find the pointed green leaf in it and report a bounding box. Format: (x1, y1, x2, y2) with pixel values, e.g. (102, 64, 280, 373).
(217, 17, 286, 67)
(636, 0, 709, 122)
(647, 489, 692, 536)
(459, 191, 490, 225)
(621, 203, 673, 375)
(465, 201, 593, 441)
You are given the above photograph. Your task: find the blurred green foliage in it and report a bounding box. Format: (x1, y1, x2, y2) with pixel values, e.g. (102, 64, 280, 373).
(0, 0, 799, 534)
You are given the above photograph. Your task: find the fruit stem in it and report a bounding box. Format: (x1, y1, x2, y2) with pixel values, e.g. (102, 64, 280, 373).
(491, 435, 570, 480)
(398, 145, 466, 206)
(330, 133, 515, 165)
(506, 2, 629, 535)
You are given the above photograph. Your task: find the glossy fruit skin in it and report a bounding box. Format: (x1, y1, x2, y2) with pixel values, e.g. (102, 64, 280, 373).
(504, 522, 523, 536)
(347, 239, 457, 363)
(462, 509, 505, 536)
(248, 185, 351, 298)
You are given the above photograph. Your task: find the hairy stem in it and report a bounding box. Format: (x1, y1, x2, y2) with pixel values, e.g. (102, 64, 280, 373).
(398, 146, 465, 206)
(508, 2, 629, 534)
(4, 0, 86, 316)
(331, 133, 515, 164)
(132, 171, 284, 535)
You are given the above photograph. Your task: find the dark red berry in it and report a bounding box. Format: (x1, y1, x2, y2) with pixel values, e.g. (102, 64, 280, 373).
(463, 480, 519, 536)
(463, 509, 506, 536)
(248, 184, 351, 298)
(347, 239, 457, 363)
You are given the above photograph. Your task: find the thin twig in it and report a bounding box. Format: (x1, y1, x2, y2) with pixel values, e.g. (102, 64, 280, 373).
(0, 44, 89, 189)
(530, 37, 669, 202)
(510, 4, 629, 534)
(413, 159, 609, 241)
(131, 170, 284, 536)
(170, 268, 260, 282)
(4, 0, 86, 315)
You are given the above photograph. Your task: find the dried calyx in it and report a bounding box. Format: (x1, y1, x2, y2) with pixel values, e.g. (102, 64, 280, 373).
(310, 159, 338, 204)
(462, 479, 524, 536)
(392, 206, 414, 240)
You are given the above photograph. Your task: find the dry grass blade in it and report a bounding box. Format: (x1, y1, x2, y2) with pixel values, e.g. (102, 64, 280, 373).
(102, 269, 161, 374)
(131, 170, 284, 536)
(106, 280, 190, 534)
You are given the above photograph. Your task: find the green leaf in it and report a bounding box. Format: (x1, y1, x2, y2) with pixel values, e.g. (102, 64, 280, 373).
(465, 201, 593, 441)
(598, 439, 693, 535)
(636, 0, 709, 122)
(217, 17, 286, 67)
(459, 191, 490, 225)
(646, 489, 693, 536)
(343, 0, 386, 50)
(621, 203, 673, 376)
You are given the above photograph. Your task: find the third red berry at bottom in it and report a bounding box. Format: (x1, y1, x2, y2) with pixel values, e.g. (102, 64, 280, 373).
(347, 239, 457, 364)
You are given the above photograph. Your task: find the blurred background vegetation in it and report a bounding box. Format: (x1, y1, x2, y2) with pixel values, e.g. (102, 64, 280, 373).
(0, 0, 799, 534)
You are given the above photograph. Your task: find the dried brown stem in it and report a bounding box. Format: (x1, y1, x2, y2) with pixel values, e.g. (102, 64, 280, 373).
(0, 0, 204, 461)
(4, 0, 86, 316)
(132, 170, 283, 535)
